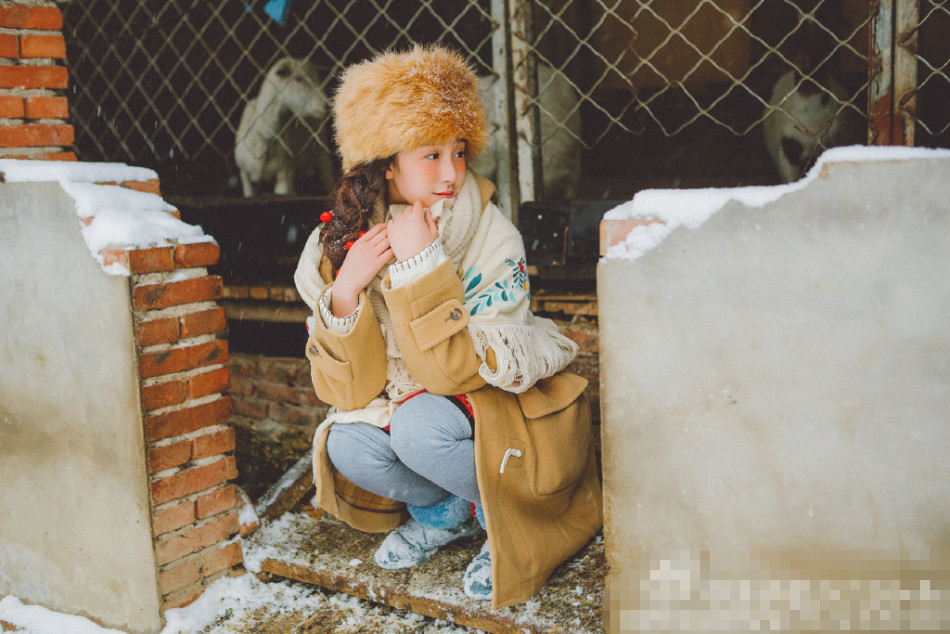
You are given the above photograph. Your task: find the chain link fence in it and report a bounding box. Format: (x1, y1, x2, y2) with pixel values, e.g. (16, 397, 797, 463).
(62, 0, 496, 196)
(61, 0, 948, 201)
(914, 0, 950, 146)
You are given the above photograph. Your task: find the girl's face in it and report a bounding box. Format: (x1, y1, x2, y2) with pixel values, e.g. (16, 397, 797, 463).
(386, 139, 467, 208)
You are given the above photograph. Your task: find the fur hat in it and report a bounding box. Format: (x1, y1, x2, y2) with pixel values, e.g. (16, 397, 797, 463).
(333, 45, 488, 171)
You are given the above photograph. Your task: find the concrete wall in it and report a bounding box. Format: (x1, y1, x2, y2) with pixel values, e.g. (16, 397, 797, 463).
(0, 183, 161, 632)
(598, 154, 950, 631)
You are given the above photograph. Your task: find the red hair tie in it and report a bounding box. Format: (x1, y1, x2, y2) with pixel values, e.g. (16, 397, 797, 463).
(320, 211, 332, 223)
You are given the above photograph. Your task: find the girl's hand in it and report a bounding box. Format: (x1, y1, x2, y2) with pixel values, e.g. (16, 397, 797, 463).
(388, 201, 438, 262)
(331, 223, 391, 317)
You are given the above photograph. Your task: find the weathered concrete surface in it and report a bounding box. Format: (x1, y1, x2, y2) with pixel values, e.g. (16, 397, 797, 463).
(249, 509, 605, 633)
(598, 154, 950, 631)
(0, 184, 161, 632)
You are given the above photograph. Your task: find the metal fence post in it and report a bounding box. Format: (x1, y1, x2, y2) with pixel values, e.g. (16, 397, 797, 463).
(870, 0, 895, 144)
(490, 0, 516, 222)
(510, 0, 539, 216)
(894, 0, 919, 146)
(870, 0, 919, 146)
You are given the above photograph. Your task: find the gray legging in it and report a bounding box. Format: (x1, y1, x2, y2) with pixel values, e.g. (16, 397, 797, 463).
(325, 392, 481, 508)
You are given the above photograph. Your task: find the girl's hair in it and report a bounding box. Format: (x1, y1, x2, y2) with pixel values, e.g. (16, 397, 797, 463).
(319, 157, 391, 271)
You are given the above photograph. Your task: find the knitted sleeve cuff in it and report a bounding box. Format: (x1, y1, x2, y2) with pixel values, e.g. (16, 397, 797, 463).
(318, 286, 359, 334)
(388, 239, 447, 289)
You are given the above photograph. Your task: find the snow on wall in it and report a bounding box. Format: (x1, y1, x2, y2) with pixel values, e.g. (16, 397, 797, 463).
(602, 145, 950, 261)
(0, 159, 211, 275)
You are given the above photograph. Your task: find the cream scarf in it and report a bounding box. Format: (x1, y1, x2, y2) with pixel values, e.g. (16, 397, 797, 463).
(294, 170, 577, 424)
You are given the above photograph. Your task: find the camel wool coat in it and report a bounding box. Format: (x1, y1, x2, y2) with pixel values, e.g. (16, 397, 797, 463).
(303, 196, 602, 610)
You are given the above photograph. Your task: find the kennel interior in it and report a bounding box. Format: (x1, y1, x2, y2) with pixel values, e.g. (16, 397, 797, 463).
(58, 0, 950, 494)
(61, 0, 950, 200)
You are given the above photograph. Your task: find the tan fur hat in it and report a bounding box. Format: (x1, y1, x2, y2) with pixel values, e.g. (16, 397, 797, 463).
(333, 45, 488, 171)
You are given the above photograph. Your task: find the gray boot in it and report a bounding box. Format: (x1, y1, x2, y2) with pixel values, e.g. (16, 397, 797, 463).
(374, 495, 479, 570)
(463, 540, 492, 600)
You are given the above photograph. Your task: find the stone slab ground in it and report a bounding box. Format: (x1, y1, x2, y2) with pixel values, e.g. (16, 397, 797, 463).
(245, 507, 606, 633)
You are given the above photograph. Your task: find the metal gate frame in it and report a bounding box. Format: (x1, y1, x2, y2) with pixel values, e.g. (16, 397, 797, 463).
(869, 0, 917, 145)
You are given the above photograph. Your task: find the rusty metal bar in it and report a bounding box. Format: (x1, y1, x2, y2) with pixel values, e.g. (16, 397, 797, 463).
(869, 0, 895, 145)
(894, 0, 919, 146)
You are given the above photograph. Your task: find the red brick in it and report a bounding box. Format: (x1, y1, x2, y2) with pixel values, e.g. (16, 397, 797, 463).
(0, 34, 18, 58)
(231, 397, 267, 419)
(152, 500, 195, 536)
(192, 427, 236, 461)
(267, 402, 314, 426)
(24, 96, 68, 119)
(200, 541, 243, 577)
(133, 275, 223, 310)
(159, 557, 201, 596)
(223, 285, 248, 299)
(562, 329, 600, 354)
(175, 241, 220, 268)
(226, 376, 254, 398)
(0, 123, 73, 147)
(130, 247, 176, 272)
(161, 582, 203, 609)
(142, 379, 188, 412)
(140, 340, 228, 379)
(0, 95, 23, 118)
(180, 307, 227, 339)
(121, 179, 161, 195)
(0, 6, 63, 30)
(148, 439, 192, 473)
(145, 396, 232, 442)
(599, 217, 664, 255)
(299, 388, 330, 409)
(19, 34, 66, 59)
(189, 367, 230, 399)
(136, 316, 180, 347)
(195, 484, 237, 520)
(229, 356, 260, 378)
(36, 150, 74, 161)
(151, 456, 238, 506)
(260, 358, 295, 384)
(255, 381, 296, 403)
(293, 364, 315, 388)
(101, 246, 175, 274)
(154, 512, 238, 564)
(0, 65, 68, 89)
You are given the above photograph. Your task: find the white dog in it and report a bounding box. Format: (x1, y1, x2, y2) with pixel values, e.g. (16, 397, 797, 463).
(235, 57, 335, 196)
(763, 69, 858, 183)
(472, 62, 583, 199)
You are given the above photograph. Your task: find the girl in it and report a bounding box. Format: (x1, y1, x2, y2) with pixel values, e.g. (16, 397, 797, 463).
(294, 45, 602, 609)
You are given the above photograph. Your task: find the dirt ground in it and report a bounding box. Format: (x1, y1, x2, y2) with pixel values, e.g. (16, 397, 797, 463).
(199, 587, 480, 634)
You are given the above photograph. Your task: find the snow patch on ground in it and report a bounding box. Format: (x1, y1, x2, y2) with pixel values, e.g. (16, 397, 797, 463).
(1, 520, 477, 634)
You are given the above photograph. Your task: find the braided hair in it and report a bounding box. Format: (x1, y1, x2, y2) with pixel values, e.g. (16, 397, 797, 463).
(319, 157, 391, 271)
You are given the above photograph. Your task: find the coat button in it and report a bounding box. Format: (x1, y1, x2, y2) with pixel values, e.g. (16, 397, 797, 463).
(449, 308, 462, 320)
(307, 345, 319, 356)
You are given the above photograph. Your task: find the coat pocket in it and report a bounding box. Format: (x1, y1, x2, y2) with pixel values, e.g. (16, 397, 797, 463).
(517, 373, 591, 497)
(306, 336, 354, 407)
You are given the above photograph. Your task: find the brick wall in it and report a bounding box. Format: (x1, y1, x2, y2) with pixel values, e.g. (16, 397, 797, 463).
(0, 1, 74, 160)
(101, 216, 244, 610)
(228, 353, 329, 500)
